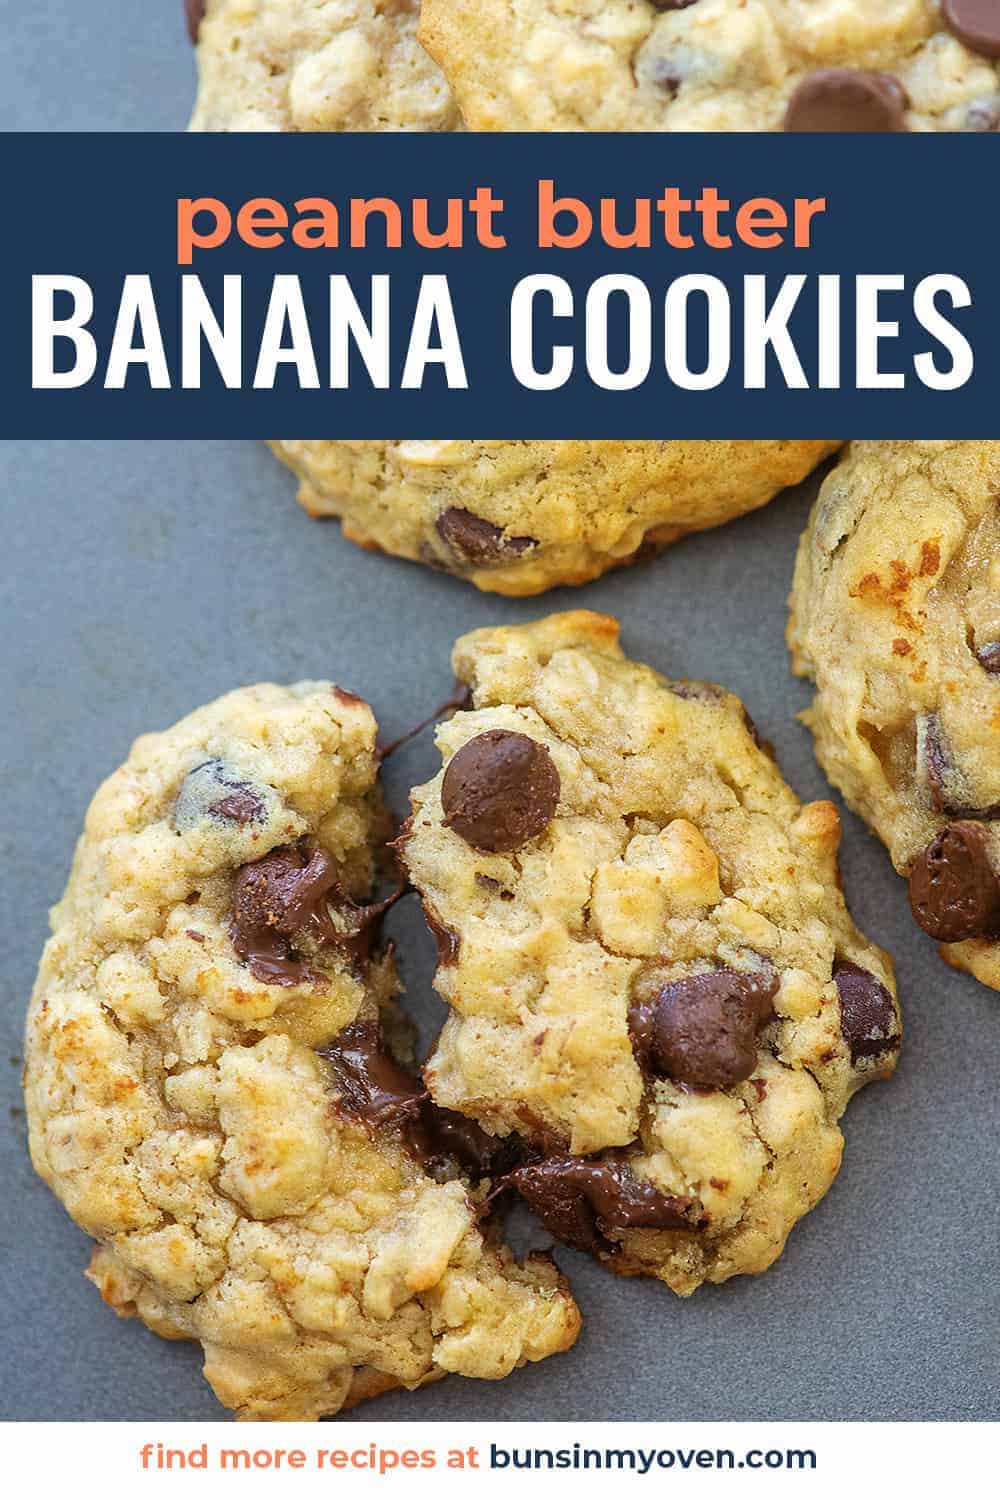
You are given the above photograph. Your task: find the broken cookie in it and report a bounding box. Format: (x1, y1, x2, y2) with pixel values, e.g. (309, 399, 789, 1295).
(23, 682, 579, 1420)
(400, 612, 901, 1293)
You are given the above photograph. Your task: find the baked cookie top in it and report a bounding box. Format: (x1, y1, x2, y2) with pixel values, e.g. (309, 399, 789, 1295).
(188, 0, 458, 132)
(789, 440, 1000, 991)
(24, 682, 578, 1420)
(272, 440, 839, 596)
(401, 613, 900, 1293)
(420, 0, 1000, 132)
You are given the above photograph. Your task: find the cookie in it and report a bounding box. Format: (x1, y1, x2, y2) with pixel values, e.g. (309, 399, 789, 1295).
(188, 0, 458, 132)
(789, 440, 1000, 991)
(399, 612, 900, 1293)
(419, 0, 1000, 132)
(271, 440, 839, 596)
(23, 683, 579, 1421)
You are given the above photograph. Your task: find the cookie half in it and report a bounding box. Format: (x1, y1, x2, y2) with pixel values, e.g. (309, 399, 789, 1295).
(187, 0, 458, 132)
(789, 440, 1000, 991)
(24, 682, 579, 1420)
(400, 612, 900, 1293)
(420, 0, 1000, 133)
(272, 439, 840, 595)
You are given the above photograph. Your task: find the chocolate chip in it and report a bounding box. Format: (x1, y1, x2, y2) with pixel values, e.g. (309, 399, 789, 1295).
(229, 927, 322, 988)
(320, 1018, 512, 1178)
(918, 714, 1000, 818)
(321, 1019, 426, 1129)
(943, 0, 1000, 58)
(908, 821, 1000, 943)
(422, 902, 460, 966)
(977, 642, 1000, 673)
(833, 961, 900, 1064)
(503, 1156, 704, 1254)
(784, 69, 907, 132)
(233, 843, 339, 937)
(230, 841, 396, 985)
(649, 0, 700, 8)
(185, 0, 206, 44)
(441, 731, 560, 853)
(629, 965, 779, 1090)
(435, 508, 536, 567)
(423, 1107, 517, 1179)
(967, 96, 1000, 130)
(332, 685, 368, 709)
(173, 759, 266, 832)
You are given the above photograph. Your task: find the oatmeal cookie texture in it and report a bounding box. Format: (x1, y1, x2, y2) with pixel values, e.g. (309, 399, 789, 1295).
(400, 613, 900, 1294)
(419, 0, 1000, 132)
(187, 0, 458, 132)
(789, 440, 1000, 992)
(271, 440, 840, 596)
(23, 683, 578, 1421)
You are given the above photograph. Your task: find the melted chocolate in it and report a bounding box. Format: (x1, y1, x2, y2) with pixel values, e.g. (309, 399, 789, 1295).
(321, 1019, 425, 1128)
(320, 1019, 513, 1179)
(378, 685, 473, 760)
(918, 714, 1000, 820)
(230, 841, 399, 986)
(422, 903, 461, 966)
(501, 1156, 705, 1254)
(908, 822, 1000, 943)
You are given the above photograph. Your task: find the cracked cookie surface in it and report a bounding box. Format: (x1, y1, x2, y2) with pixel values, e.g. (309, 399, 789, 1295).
(789, 440, 1000, 991)
(188, 0, 458, 132)
(420, 0, 1000, 132)
(23, 682, 579, 1420)
(271, 440, 839, 596)
(400, 613, 900, 1293)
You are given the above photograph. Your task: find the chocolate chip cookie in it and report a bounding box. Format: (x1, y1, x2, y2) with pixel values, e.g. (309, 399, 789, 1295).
(789, 440, 1000, 991)
(23, 683, 579, 1420)
(272, 440, 839, 596)
(399, 613, 900, 1293)
(419, 0, 1000, 132)
(188, 0, 458, 132)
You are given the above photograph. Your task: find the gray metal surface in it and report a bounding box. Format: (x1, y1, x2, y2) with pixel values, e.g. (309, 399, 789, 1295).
(0, 439, 996, 1423)
(0, 0, 193, 131)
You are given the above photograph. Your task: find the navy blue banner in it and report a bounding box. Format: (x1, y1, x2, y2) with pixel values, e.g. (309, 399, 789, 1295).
(2, 132, 997, 438)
